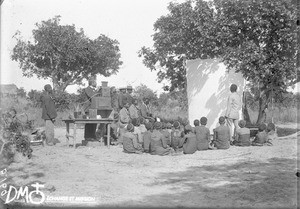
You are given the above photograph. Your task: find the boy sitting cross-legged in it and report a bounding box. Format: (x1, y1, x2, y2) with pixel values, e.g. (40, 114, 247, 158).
(232, 120, 251, 146)
(194, 117, 210, 151)
(212, 116, 230, 149)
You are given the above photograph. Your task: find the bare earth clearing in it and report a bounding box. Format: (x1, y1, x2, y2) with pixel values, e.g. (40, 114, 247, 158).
(1, 124, 299, 208)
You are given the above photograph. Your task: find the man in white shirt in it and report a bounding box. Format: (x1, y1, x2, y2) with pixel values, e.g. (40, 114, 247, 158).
(225, 84, 241, 141)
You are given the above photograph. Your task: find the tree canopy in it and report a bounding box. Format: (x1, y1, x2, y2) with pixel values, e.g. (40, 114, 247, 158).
(12, 16, 123, 92)
(139, 0, 299, 123)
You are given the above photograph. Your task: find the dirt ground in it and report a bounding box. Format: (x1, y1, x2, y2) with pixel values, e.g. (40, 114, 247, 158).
(0, 123, 299, 208)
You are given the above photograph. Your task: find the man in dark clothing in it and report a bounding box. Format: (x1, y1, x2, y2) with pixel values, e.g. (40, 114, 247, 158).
(126, 85, 133, 106)
(110, 86, 119, 112)
(118, 87, 127, 110)
(40, 84, 57, 146)
(84, 78, 99, 141)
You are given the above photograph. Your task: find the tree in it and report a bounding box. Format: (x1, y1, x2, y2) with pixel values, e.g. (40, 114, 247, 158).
(12, 16, 123, 92)
(16, 87, 26, 98)
(139, 0, 219, 91)
(133, 84, 158, 106)
(139, 0, 299, 124)
(214, 0, 299, 123)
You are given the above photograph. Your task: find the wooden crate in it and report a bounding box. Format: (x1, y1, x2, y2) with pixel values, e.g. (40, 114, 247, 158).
(91, 97, 111, 108)
(89, 109, 97, 119)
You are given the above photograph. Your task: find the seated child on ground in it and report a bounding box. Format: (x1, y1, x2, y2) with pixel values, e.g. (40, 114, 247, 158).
(138, 117, 147, 133)
(252, 123, 269, 146)
(166, 123, 172, 134)
(143, 122, 153, 153)
(212, 116, 230, 149)
(266, 122, 276, 144)
(194, 117, 210, 151)
(150, 122, 172, 156)
(171, 121, 183, 152)
(161, 122, 171, 146)
(179, 125, 198, 154)
(123, 123, 144, 154)
(132, 118, 143, 144)
(232, 120, 251, 146)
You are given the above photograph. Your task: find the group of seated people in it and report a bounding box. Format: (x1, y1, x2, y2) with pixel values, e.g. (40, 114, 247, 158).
(119, 115, 277, 155)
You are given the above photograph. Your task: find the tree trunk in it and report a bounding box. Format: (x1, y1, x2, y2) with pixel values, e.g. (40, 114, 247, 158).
(242, 92, 252, 124)
(256, 97, 267, 124)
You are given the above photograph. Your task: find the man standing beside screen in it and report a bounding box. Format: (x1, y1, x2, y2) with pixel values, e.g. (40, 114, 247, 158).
(225, 84, 241, 142)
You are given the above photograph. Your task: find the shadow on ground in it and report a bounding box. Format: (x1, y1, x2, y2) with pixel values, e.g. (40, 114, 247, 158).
(121, 157, 298, 208)
(1, 158, 298, 209)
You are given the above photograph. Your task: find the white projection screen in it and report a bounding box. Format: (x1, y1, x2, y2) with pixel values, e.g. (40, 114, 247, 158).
(186, 58, 245, 132)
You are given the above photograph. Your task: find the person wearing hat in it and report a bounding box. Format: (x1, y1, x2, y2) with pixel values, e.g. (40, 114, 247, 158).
(118, 87, 127, 110)
(179, 124, 198, 154)
(225, 84, 242, 141)
(171, 121, 183, 152)
(126, 85, 134, 106)
(194, 117, 211, 151)
(40, 84, 57, 146)
(232, 120, 251, 146)
(123, 123, 144, 154)
(212, 116, 230, 149)
(150, 121, 172, 156)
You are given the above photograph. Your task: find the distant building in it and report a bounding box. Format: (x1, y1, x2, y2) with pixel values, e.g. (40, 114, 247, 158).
(0, 84, 18, 98)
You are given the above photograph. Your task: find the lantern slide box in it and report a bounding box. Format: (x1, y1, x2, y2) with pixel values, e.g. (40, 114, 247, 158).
(89, 109, 98, 119)
(91, 97, 112, 109)
(101, 87, 111, 97)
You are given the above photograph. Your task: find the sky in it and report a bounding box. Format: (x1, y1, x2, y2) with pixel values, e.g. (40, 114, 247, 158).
(1, 0, 299, 95)
(0, 0, 185, 95)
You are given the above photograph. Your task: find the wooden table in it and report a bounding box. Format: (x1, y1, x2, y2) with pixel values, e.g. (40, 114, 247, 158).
(62, 118, 114, 149)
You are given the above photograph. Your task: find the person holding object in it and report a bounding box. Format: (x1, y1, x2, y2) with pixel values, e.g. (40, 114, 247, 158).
(40, 84, 57, 146)
(225, 84, 241, 141)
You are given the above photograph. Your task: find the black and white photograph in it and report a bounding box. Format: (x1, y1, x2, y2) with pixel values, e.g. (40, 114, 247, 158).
(0, 0, 299, 208)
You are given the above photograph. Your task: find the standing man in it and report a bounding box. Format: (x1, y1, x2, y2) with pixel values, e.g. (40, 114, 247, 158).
(118, 87, 127, 110)
(126, 85, 133, 106)
(83, 77, 99, 141)
(41, 84, 57, 146)
(110, 86, 119, 113)
(225, 84, 241, 141)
